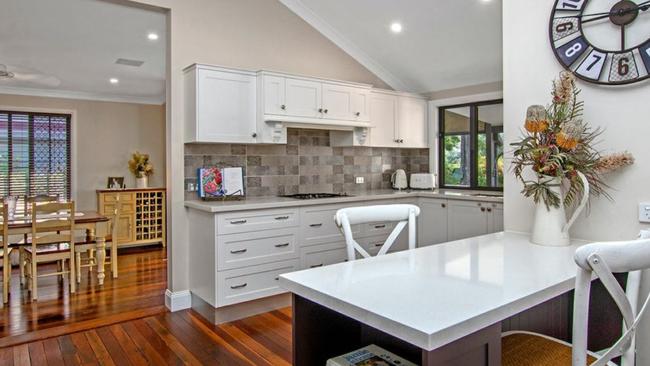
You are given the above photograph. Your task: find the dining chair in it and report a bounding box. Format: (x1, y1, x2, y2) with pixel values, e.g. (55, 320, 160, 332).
(74, 203, 120, 282)
(23, 201, 76, 300)
(335, 204, 420, 261)
(502, 238, 650, 366)
(19, 194, 60, 286)
(1, 202, 10, 304)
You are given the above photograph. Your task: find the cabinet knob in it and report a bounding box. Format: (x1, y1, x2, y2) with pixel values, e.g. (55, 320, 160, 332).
(281, 104, 286, 110)
(318, 108, 323, 113)
(251, 132, 258, 138)
(324, 109, 329, 114)
(441, 203, 446, 208)
(355, 112, 361, 117)
(399, 139, 404, 143)
(394, 139, 399, 143)
(481, 207, 486, 212)
(487, 208, 492, 212)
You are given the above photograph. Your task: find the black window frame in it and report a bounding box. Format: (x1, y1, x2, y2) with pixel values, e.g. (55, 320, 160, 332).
(437, 99, 504, 192)
(0, 110, 72, 204)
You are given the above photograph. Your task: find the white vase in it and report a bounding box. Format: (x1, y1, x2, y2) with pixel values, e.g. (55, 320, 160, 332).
(530, 172, 589, 247)
(136, 176, 148, 189)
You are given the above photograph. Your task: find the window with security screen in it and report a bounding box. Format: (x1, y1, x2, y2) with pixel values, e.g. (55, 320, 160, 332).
(0, 111, 71, 204)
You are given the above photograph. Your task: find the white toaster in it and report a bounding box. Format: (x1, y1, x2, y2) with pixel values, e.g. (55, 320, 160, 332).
(410, 173, 436, 190)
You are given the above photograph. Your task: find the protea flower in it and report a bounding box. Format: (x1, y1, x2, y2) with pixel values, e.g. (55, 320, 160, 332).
(556, 119, 583, 150)
(524, 105, 549, 133)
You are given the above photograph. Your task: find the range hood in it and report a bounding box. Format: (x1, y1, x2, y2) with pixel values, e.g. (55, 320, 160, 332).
(264, 115, 371, 131)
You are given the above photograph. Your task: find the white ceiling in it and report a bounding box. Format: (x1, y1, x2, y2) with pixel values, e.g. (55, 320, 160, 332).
(281, 0, 503, 94)
(0, 0, 166, 104)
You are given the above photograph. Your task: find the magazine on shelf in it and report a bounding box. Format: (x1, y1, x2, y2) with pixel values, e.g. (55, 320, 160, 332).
(326, 344, 416, 366)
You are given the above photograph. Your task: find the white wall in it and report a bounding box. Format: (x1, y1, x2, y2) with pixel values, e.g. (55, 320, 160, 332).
(504, 0, 650, 360)
(126, 0, 394, 305)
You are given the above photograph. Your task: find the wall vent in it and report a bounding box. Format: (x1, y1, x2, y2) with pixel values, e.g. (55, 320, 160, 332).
(115, 58, 144, 67)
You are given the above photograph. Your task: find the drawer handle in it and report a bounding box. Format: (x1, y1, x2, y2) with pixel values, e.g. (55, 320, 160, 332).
(230, 220, 247, 225)
(275, 277, 279, 281)
(275, 216, 290, 221)
(374, 224, 387, 229)
(230, 283, 248, 289)
(275, 243, 290, 248)
(373, 243, 383, 247)
(230, 249, 247, 254)
(309, 223, 323, 228)
(310, 264, 324, 268)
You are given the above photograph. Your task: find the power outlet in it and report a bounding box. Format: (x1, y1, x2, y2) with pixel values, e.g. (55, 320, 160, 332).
(639, 202, 650, 223)
(355, 177, 365, 184)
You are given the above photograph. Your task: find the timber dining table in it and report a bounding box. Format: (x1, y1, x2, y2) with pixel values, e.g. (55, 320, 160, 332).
(5, 211, 111, 285)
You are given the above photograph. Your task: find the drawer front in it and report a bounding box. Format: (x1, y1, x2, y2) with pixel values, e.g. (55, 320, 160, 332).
(300, 242, 347, 269)
(216, 259, 299, 307)
(217, 228, 298, 271)
(102, 193, 134, 203)
(362, 221, 399, 237)
(103, 202, 135, 215)
(300, 205, 361, 247)
(358, 234, 409, 256)
(217, 208, 299, 234)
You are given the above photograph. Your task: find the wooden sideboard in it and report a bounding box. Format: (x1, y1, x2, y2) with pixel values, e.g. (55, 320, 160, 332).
(97, 188, 166, 248)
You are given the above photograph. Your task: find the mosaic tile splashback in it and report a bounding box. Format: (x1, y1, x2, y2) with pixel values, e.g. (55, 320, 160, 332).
(184, 128, 429, 199)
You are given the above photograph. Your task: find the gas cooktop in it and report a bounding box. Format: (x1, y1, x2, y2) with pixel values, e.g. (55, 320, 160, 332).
(280, 193, 352, 200)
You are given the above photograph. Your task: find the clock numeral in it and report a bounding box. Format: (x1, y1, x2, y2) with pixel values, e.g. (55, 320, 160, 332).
(556, 37, 588, 67)
(551, 18, 579, 41)
(556, 0, 585, 10)
(575, 50, 607, 81)
(608, 52, 639, 83)
(640, 41, 650, 76)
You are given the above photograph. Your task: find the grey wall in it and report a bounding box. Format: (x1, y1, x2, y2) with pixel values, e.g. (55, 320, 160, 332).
(184, 128, 429, 199)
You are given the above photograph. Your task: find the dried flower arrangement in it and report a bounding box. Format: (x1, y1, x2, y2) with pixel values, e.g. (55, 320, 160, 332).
(128, 152, 154, 178)
(511, 72, 619, 209)
(595, 152, 635, 174)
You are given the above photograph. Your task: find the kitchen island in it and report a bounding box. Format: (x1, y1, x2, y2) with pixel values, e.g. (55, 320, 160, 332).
(279, 232, 621, 366)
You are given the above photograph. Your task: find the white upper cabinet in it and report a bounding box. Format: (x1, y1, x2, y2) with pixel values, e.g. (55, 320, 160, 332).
(185, 65, 257, 144)
(262, 75, 286, 116)
(369, 90, 428, 148)
(350, 88, 370, 122)
(285, 78, 322, 119)
(369, 92, 398, 147)
(397, 96, 428, 148)
(322, 83, 354, 120)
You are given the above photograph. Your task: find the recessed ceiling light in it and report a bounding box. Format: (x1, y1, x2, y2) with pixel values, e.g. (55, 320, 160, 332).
(147, 32, 159, 41)
(390, 22, 403, 34)
(109, 78, 119, 84)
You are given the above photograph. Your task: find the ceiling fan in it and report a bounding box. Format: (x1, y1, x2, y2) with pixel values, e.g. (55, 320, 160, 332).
(0, 64, 61, 87)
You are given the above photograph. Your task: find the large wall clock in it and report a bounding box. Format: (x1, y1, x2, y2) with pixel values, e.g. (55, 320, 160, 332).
(550, 0, 650, 85)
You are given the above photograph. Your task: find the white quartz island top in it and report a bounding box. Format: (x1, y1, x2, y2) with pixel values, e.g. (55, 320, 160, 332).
(279, 232, 587, 351)
(184, 189, 503, 213)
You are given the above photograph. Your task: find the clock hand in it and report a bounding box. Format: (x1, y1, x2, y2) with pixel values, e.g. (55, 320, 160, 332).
(557, 0, 650, 21)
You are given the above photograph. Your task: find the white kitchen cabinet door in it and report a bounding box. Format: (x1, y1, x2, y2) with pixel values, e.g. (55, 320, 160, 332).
(447, 201, 489, 241)
(351, 88, 371, 122)
(488, 203, 504, 233)
(322, 83, 354, 120)
(285, 78, 322, 118)
(369, 92, 398, 147)
(262, 75, 286, 116)
(197, 68, 257, 143)
(417, 199, 449, 247)
(397, 96, 428, 148)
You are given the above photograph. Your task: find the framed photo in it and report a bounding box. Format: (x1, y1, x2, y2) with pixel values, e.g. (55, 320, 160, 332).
(107, 176, 125, 189)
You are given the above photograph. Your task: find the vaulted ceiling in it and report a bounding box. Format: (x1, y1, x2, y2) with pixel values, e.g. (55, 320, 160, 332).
(280, 0, 503, 94)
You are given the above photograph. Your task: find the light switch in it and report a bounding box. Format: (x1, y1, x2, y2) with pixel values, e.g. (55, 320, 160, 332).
(639, 202, 650, 223)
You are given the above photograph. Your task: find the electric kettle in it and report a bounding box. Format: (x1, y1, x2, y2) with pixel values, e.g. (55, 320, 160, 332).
(391, 169, 408, 190)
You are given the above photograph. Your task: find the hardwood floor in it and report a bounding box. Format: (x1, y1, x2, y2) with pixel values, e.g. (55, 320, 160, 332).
(1, 307, 293, 365)
(0, 246, 168, 347)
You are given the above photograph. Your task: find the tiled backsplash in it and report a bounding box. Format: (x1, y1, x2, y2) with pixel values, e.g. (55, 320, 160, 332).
(184, 128, 429, 199)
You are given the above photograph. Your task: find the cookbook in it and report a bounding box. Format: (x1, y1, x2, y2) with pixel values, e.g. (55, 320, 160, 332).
(198, 167, 244, 199)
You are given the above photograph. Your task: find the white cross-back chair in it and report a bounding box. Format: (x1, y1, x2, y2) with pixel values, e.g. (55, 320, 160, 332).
(502, 237, 650, 366)
(334, 204, 420, 261)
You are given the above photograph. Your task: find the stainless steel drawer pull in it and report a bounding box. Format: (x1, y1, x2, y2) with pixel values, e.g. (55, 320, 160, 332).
(230, 220, 247, 225)
(275, 216, 290, 220)
(230, 283, 247, 289)
(275, 243, 290, 248)
(310, 264, 324, 268)
(374, 243, 383, 247)
(309, 223, 323, 227)
(230, 249, 247, 254)
(374, 224, 387, 229)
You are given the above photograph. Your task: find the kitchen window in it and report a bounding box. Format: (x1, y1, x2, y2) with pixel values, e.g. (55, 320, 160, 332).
(0, 111, 72, 204)
(438, 100, 503, 190)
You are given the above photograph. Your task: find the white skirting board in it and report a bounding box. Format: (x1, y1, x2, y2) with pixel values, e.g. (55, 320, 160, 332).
(165, 289, 192, 312)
